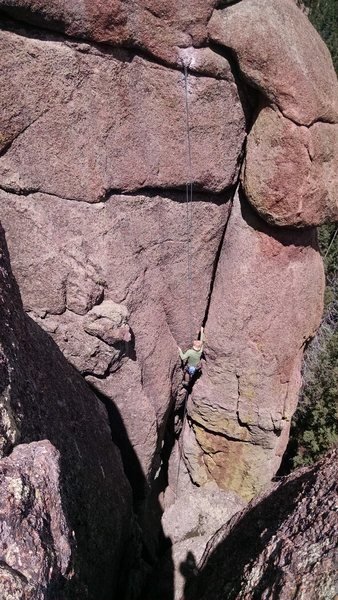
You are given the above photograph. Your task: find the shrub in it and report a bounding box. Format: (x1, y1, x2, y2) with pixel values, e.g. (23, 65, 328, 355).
(288, 225, 338, 469)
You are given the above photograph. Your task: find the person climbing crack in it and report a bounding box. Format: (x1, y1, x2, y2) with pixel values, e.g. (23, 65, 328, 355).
(178, 326, 205, 388)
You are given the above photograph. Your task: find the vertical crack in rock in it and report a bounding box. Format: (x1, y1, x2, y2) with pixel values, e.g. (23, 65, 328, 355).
(208, 41, 258, 133)
(182, 189, 325, 503)
(1, 2, 336, 597)
(236, 372, 241, 427)
(202, 190, 236, 328)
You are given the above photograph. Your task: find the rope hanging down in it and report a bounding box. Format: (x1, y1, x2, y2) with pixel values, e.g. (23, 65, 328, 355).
(183, 62, 194, 343)
(175, 62, 194, 498)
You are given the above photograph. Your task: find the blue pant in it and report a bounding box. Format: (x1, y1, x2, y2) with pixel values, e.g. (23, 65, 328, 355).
(186, 365, 197, 376)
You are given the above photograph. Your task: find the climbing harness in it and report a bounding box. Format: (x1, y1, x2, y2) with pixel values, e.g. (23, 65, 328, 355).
(183, 61, 194, 343)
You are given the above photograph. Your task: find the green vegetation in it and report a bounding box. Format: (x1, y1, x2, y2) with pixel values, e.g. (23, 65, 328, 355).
(290, 226, 337, 468)
(302, 0, 338, 72)
(286, 2, 338, 468)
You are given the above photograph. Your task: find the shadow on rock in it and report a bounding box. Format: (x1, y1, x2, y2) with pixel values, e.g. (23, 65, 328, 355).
(181, 454, 336, 600)
(239, 186, 319, 250)
(0, 219, 173, 599)
(88, 384, 175, 600)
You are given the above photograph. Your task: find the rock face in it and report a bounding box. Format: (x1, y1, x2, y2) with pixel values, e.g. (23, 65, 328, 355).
(0, 0, 219, 67)
(0, 26, 244, 199)
(0, 21, 245, 485)
(244, 107, 338, 226)
(209, 0, 338, 226)
(208, 0, 338, 126)
(0, 1, 337, 597)
(0, 187, 232, 482)
(182, 449, 338, 600)
(0, 441, 72, 600)
(0, 223, 134, 599)
(183, 192, 325, 500)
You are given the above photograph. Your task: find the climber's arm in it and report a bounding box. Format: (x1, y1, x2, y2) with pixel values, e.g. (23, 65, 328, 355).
(178, 347, 190, 361)
(200, 326, 205, 347)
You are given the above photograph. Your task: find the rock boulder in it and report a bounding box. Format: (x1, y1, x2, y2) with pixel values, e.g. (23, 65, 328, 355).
(208, 0, 338, 126)
(0, 222, 134, 599)
(0, 26, 245, 200)
(208, 0, 338, 227)
(182, 192, 325, 500)
(0, 441, 73, 600)
(183, 449, 338, 600)
(243, 107, 338, 226)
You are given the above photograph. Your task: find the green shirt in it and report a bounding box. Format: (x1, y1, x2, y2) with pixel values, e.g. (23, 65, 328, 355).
(179, 332, 205, 367)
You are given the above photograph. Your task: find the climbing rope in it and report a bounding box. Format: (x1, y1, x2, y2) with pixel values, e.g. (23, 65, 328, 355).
(183, 62, 194, 343)
(175, 61, 194, 498)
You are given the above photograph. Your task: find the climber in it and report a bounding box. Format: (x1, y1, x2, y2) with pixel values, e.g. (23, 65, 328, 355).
(178, 326, 205, 387)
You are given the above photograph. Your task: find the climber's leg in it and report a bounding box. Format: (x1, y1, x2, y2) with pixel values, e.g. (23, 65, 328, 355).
(182, 367, 190, 387)
(183, 365, 197, 388)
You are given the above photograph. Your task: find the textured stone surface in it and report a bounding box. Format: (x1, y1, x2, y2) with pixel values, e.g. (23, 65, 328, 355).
(83, 300, 131, 344)
(243, 107, 338, 226)
(182, 193, 325, 500)
(147, 444, 244, 600)
(0, 27, 245, 201)
(162, 481, 243, 546)
(0, 222, 134, 599)
(0, 0, 220, 67)
(183, 449, 338, 600)
(0, 441, 72, 600)
(0, 188, 231, 481)
(208, 0, 338, 227)
(208, 0, 338, 126)
(0, 5, 336, 598)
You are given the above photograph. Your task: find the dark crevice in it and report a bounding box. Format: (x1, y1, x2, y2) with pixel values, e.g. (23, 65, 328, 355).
(202, 193, 234, 328)
(201, 166, 249, 328)
(1, 12, 241, 81)
(85, 382, 170, 599)
(215, 0, 244, 7)
(87, 382, 147, 509)
(208, 41, 259, 132)
(198, 40, 252, 328)
(0, 183, 238, 206)
(87, 382, 174, 599)
(102, 184, 238, 204)
(208, 41, 272, 116)
(0, 184, 83, 203)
